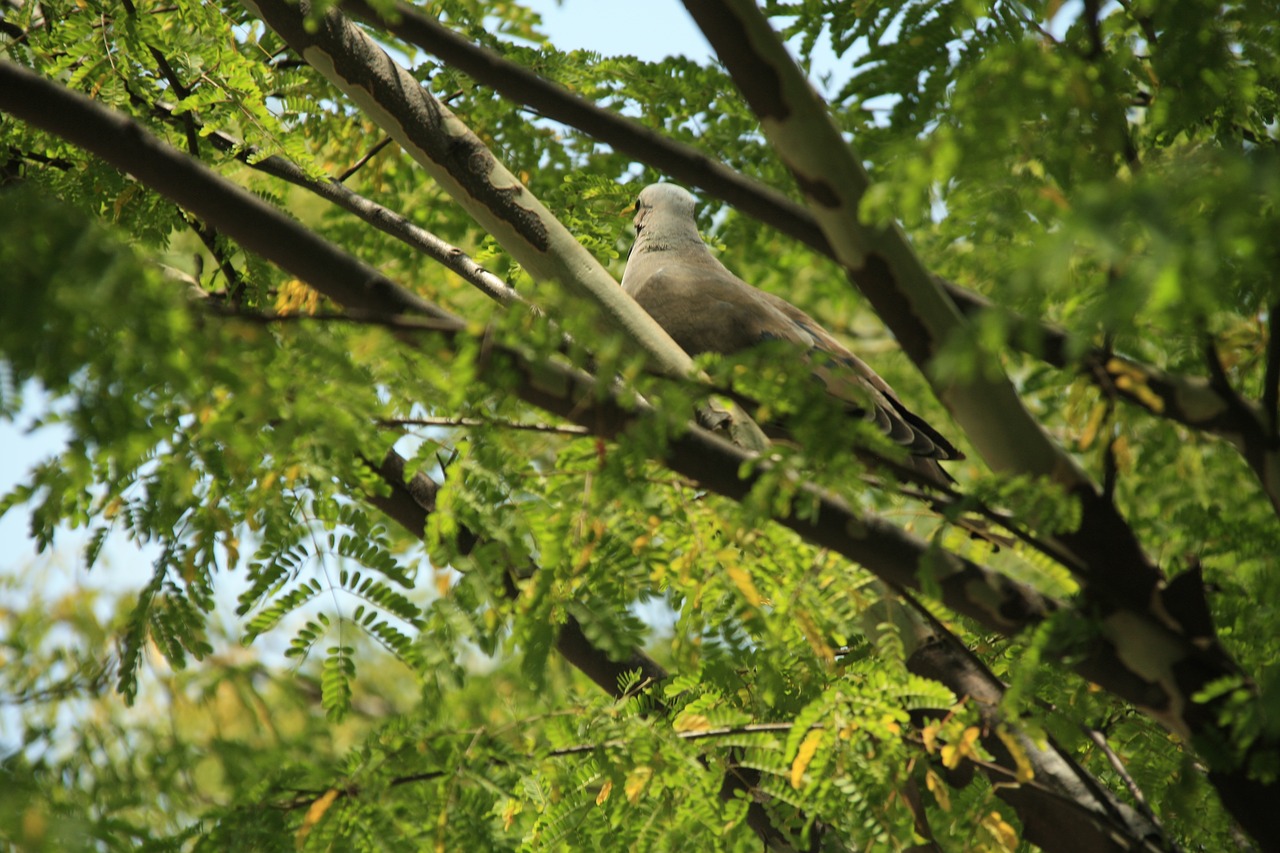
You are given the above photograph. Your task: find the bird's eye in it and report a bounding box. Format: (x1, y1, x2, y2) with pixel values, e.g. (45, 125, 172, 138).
(633, 198, 640, 212)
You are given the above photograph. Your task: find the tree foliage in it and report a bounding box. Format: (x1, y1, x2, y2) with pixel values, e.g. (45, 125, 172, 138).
(2, 0, 1279, 850)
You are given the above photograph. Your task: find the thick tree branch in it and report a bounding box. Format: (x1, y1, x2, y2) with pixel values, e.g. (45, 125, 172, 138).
(239, 0, 698, 382)
(1264, 303, 1280, 440)
(145, 100, 523, 307)
(678, 0, 1166, 612)
(338, 0, 832, 253)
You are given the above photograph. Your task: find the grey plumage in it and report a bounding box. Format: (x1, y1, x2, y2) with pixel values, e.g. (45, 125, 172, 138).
(621, 182, 962, 481)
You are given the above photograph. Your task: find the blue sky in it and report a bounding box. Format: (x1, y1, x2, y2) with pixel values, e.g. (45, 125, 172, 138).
(523, 0, 714, 61)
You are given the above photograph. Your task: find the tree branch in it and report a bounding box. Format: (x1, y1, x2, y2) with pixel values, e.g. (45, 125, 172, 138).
(379, 415, 590, 436)
(145, 100, 523, 308)
(678, 0, 1167, 610)
(1262, 303, 1280, 439)
(240, 0, 697, 382)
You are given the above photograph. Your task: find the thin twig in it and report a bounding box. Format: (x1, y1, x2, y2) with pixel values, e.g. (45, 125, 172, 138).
(1085, 728, 1161, 826)
(336, 136, 392, 183)
(379, 415, 590, 436)
(146, 100, 523, 307)
(206, 305, 463, 333)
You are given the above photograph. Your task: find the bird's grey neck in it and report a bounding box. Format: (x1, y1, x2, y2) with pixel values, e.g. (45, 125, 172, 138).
(634, 226, 711, 257)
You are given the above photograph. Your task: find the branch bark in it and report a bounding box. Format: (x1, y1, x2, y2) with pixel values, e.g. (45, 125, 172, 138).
(238, 0, 696, 381)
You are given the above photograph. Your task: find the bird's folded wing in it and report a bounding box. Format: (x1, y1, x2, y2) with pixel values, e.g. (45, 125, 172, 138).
(755, 291, 963, 461)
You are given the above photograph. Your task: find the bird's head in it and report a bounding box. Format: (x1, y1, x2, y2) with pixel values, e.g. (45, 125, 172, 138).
(632, 183, 697, 237)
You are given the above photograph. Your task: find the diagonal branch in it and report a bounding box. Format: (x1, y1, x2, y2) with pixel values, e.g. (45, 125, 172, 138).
(239, 0, 773, 454)
(145, 100, 523, 307)
(239, 0, 696, 382)
(338, 0, 832, 254)
(677, 0, 1163, 606)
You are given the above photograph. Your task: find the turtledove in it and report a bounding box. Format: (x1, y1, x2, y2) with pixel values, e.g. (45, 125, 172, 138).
(620, 182, 963, 486)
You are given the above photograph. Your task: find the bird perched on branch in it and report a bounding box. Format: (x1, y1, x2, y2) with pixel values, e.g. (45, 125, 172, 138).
(620, 182, 963, 488)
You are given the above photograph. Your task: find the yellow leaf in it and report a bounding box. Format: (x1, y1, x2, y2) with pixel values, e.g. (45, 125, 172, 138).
(1111, 433, 1132, 470)
(794, 611, 834, 663)
(790, 730, 823, 789)
(112, 184, 139, 221)
(1078, 401, 1107, 451)
(296, 788, 339, 846)
(995, 727, 1035, 783)
(726, 565, 763, 607)
(500, 798, 520, 830)
(624, 766, 651, 804)
(920, 720, 941, 754)
(941, 726, 981, 770)
(21, 804, 46, 844)
(1106, 358, 1166, 413)
(980, 810, 1019, 851)
(275, 279, 321, 315)
(925, 769, 951, 812)
(673, 713, 711, 733)
(595, 780, 613, 806)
